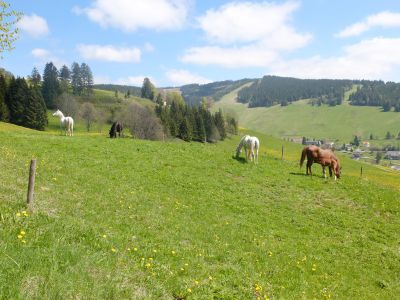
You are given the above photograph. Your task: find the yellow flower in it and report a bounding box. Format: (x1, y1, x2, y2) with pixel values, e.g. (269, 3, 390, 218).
(153, 249, 157, 253)
(184, 263, 188, 266)
(145, 263, 151, 268)
(21, 240, 26, 244)
(180, 268, 184, 271)
(268, 251, 273, 257)
(127, 248, 131, 251)
(20, 231, 26, 235)
(171, 250, 176, 255)
(264, 296, 269, 300)
(194, 280, 199, 285)
(102, 234, 107, 238)
(22, 211, 27, 214)
(17, 235, 23, 239)
(187, 288, 192, 293)
(134, 247, 138, 251)
(16, 212, 21, 217)
(111, 247, 117, 252)
(312, 264, 317, 271)
(302, 256, 307, 261)
(149, 257, 153, 261)
(209, 276, 213, 280)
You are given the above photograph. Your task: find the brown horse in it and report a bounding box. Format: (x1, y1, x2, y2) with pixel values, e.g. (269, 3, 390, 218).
(300, 145, 341, 180)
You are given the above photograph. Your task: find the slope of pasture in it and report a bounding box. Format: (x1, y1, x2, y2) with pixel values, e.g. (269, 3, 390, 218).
(0, 123, 399, 299)
(214, 85, 400, 143)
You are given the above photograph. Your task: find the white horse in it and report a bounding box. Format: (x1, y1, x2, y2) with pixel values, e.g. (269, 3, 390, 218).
(236, 135, 260, 163)
(53, 109, 74, 136)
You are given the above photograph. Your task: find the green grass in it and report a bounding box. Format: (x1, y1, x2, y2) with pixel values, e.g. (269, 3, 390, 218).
(0, 123, 399, 299)
(214, 85, 400, 144)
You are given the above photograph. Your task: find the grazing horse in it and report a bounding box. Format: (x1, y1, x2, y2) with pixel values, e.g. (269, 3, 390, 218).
(53, 109, 74, 136)
(109, 121, 123, 138)
(300, 145, 341, 180)
(236, 135, 260, 163)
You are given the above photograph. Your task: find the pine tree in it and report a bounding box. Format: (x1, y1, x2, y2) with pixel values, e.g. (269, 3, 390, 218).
(42, 62, 60, 108)
(30, 67, 41, 87)
(194, 108, 206, 142)
(5, 77, 28, 125)
(214, 109, 226, 140)
(80, 63, 93, 96)
(71, 62, 82, 95)
(0, 75, 9, 121)
(59, 65, 71, 93)
(141, 77, 156, 100)
(24, 87, 48, 130)
(178, 116, 192, 141)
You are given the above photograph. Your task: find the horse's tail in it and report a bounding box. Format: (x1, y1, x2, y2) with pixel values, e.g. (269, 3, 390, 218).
(300, 147, 307, 168)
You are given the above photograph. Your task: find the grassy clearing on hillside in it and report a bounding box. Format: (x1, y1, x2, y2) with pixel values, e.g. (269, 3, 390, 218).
(0, 124, 399, 299)
(214, 85, 400, 144)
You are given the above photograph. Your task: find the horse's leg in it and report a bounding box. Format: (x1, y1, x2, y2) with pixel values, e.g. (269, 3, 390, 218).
(323, 166, 327, 178)
(329, 166, 333, 177)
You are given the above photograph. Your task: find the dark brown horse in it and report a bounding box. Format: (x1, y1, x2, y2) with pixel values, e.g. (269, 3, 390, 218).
(300, 145, 341, 180)
(109, 121, 123, 138)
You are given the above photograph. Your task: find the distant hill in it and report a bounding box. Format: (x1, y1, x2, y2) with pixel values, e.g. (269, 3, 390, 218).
(93, 84, 141, 97)
(180, 79, 254, 105)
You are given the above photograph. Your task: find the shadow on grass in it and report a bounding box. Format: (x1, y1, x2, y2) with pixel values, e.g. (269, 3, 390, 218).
(232, 155, 247, 164)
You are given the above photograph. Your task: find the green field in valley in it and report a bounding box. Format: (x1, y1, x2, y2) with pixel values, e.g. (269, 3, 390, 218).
(213, 85, 400, 144)
(1, 121, 399, 299)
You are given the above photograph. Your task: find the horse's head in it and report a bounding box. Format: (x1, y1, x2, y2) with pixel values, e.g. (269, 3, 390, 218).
(334, 160, 341, 179)
(52, 109, 62, 117)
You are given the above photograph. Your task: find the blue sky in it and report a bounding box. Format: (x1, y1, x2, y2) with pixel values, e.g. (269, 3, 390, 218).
(3, 0, 400, 87)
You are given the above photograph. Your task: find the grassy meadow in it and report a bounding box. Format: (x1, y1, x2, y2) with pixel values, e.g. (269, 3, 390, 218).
(213, 85, 400, 144)
(1, 121, 399, 299)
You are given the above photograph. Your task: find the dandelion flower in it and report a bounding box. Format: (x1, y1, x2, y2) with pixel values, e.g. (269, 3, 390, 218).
(17, 235, 23, 239)
(171, 250, 176, 255)
(111, 247, 117, 252)
(184, 263, 188, 266)
(102, 234, 107, 238)
(209, 276, 213, 280)
(20, 231, 26, 235)
(195, 280, 199, 285)
(149, 258, 153, 261)
(145, 263, 151, 268)
(153, 249, 157, 253)
(134, 248, 138, 251)
(180, 268, 184, 271)
(187, 288, 192, 293)
(268, 251, 273, 257)
(16, 212, 21, 217)
(127, 248, 131, 251)
(21, 240, 26, 244)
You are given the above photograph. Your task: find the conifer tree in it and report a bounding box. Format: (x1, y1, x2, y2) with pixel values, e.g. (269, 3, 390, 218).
(30, 66, 41, 87)
(59, 65, 71, 93)
(0, 74, 9, 121)
(42, 62, 60, 108)
(80, 63, 93, 96)
(141, 77, 156, 100)
(214, 109, 226, 140)
(5, 77, 27, 125)
(24, 87, 47, 130)
(71, 62, 82, 95)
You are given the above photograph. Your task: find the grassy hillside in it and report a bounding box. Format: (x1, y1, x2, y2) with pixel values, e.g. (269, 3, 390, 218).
(0, 122, 399, 299)
(214, 84, 400, 144)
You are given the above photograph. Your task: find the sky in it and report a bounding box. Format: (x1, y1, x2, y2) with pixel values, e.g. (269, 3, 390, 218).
(3, 0, 400, 87)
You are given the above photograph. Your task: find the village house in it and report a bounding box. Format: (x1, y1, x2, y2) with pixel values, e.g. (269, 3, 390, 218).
(385, 151, 400, 160)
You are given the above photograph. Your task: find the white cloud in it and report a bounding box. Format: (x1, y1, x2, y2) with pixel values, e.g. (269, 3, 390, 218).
(77, 44, 141, 63)
(181, 1, 311, 68)
(269, 37, 400, 80)
(336, 11, 400, 38)
(19, 14, 49, 38)
(31, 48, 67, 69)
(165, 69, 211, 85)
(74, 0, 189, 32)
(181, 45, 277, 68)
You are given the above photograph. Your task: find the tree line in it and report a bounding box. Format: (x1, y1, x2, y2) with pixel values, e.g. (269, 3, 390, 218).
(237, 76, 352, 108)
(349, 80, 400, 112)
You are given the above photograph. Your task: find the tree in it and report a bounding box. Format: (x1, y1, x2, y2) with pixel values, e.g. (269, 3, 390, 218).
(302, 136, 307, 145)
(386, 131, 392, 140)
(178, 116, 192, 142)
(0, 1, 21, 55)
(55, 92, 78, 118)
(59, 65, 71, 93)
(42, 62, 60, 108)
(214, 109, 226, 140)
(353, 135, 360, 147)
(369, 133, 374, 140)
(80, 63, 93, 96)
(5, 77, 28, 125)
(375, 152, 382, 164)
(0, 74, 8, 121)
(24, 87, 47, 130)
(141, 77, 156, 100)
(80, 102, 97, 131)
(123, 102, 163, 140)
(29, 67, 41, 87)
(71, 62, 82, 95)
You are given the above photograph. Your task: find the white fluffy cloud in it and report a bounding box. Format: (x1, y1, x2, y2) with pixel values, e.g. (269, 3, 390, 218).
(31, 48, 67, 69)
(336, 11, 400, 38)
(269, 37, 400, 80)
(165, 69, 211, 85)
(182, 1, 311, 68)
(77, 44, 141, 63)
(19, 14, 49, 38)
(94, 75, 155, 86)
(74, 0, 189, 32)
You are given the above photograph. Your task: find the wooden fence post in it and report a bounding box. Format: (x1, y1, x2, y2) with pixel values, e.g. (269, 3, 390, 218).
(281, 145, 284, 160)
(27, 159, 37, 210)
(360, 166, 363, 178)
